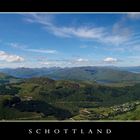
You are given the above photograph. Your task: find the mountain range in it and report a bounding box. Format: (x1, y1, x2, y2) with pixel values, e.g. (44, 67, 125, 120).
(1, 66, 140, 83)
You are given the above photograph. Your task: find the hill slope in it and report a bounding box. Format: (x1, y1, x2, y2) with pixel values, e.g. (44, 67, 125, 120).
(0, 72, 21, 84)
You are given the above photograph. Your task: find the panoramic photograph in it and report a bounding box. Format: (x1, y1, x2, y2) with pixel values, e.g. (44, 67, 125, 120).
(0, 13, 140, 120)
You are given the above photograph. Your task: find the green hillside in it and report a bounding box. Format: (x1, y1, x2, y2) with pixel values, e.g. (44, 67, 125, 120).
(0, 77, 140, 120)
(0, 72, 21, 84)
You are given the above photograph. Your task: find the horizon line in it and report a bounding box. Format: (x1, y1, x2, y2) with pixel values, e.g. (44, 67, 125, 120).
(0, 65, 140, 69)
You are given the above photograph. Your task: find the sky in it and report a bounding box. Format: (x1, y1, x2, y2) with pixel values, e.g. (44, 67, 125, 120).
(0, 13, 140, 68)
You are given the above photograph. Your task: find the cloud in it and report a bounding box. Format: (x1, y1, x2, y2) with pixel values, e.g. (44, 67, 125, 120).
(39, 56, 121, 68)
(51, 26, 105, 39)
(80, 45, 88, 48)
(103, 57, 118, 63)
(72, 58, 93, 67)
(40, 59, 67, 67)
(39, 58, 91, 68)
(8, 42, 27, 49)
(50, 26, 127, 46)
(0, 51, 24, 63)
(9, 42, 57, 54)
(24, 14, 130, 46)
(128, 45, 140, 52)
(26, 49, 57, 54)
(24, 13, 54, 26)
(127, 13, 140, 20)
(76, 58, 89, 62)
